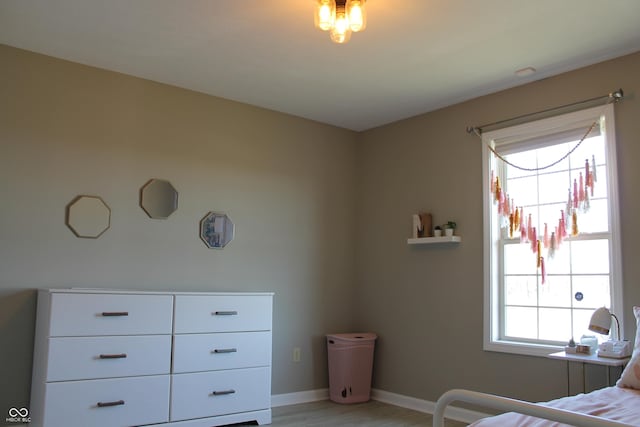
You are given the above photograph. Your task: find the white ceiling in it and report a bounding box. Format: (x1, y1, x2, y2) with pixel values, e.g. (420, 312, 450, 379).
(1, 0, 639, 131)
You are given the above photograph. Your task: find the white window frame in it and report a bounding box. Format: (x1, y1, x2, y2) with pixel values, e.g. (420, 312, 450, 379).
(482, 104, 624, 357)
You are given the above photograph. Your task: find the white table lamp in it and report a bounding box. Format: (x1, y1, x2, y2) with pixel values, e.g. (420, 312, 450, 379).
(588, 307, 621, 340)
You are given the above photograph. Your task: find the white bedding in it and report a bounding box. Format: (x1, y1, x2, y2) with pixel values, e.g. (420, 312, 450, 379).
(470, 386, 640, 426)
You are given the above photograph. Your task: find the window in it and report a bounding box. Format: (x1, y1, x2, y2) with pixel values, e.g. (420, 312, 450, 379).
(482, 104, 623, 356)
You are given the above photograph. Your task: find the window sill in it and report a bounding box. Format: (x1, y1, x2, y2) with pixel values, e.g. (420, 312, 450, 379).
(484, 339, 563, 358)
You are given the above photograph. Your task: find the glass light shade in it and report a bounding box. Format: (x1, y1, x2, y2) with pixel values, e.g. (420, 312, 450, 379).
(346, 0, 366, 32)
(315, 0, 336, 31)
(588, 307, 612, 335)
(330, 9, 351, 43)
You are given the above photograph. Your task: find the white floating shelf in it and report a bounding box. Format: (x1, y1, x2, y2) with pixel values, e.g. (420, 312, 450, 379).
(407, 236, 462, 245)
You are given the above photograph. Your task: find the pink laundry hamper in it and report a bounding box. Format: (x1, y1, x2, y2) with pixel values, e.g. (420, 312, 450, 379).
(326, 333, 377, 404)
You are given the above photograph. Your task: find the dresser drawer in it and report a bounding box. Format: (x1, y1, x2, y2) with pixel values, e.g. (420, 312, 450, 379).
(48, 293, 173, 336)
(174, 295, 272, 333)
(42, 375, 169, 427)
(170, 367, 270, 421)
(47, 335, 171, 381)
(173, 331, 271, 373)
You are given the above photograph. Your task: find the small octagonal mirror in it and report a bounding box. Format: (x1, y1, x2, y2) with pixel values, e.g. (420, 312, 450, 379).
(66, 195, 111, 238)
(140, 179, 178, 219)
(200, 212, 234, 249)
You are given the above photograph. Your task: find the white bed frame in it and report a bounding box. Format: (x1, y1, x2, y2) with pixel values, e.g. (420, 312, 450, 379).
(433, 389, 634, 427)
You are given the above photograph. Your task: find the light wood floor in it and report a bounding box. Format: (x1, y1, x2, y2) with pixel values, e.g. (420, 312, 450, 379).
(236, 400, 468, 426)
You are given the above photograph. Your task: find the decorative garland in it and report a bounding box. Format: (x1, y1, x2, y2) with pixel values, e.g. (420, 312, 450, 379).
(484, 121, 601, 285)
(481, 120, 597, 172)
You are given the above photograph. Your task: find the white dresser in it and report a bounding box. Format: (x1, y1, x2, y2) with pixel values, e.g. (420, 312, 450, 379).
(30, 289, 273, 427)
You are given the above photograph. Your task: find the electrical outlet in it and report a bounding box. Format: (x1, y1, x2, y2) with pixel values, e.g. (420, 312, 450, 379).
(293, 347, 301, 362)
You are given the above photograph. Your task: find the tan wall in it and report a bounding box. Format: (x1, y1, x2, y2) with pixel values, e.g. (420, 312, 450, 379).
(355, 51, 640, 402)
(0, 44, 358, 410)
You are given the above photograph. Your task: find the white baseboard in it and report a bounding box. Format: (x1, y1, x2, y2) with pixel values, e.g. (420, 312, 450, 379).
(271, 388, 329, 407)
(371, 388, 488, 424)
(271, 388, 488, 424)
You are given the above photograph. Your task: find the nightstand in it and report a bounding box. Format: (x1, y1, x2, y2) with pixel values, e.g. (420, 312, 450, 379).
(547, 351, 630, 395)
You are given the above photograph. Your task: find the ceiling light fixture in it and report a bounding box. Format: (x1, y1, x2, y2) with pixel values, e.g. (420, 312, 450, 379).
(314, 0, 367, 44)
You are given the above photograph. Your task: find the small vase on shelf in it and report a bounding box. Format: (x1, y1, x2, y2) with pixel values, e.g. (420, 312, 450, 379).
(444, 221, 456, 237)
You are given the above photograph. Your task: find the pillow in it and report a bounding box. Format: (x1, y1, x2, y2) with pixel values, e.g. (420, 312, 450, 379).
(616, 306, 640, 390)
(617, 354, 640, 389)
(632, 306, 640, 355)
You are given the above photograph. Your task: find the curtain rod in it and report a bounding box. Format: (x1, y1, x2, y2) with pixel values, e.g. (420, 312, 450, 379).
(466, 89, 624, 135)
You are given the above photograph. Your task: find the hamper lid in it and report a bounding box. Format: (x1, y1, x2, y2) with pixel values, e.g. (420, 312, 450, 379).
(326, 332, 377, 342)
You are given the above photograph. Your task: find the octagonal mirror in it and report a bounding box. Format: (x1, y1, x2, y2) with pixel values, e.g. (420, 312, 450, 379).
(200, 212, 234, 249)
(66, 195, 111, 238)
(140, 179, 178, 219)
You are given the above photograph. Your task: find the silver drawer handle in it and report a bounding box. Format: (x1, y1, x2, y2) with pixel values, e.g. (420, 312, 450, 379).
(99, 353, 127, 359)
(211, 389, 236, 396)
(213, 348, 237, 354)
(101, 311, 129, 317)
(213, 311, 238, 316)
(97, 400, 125, 407)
